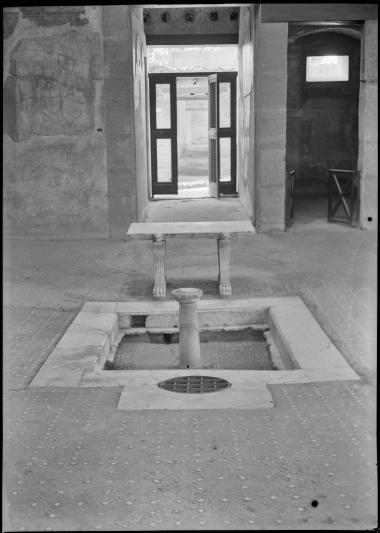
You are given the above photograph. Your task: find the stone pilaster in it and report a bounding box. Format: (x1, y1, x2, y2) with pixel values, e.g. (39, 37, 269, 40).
(358, 19, 378, 230)
(254, 11, 288, 231)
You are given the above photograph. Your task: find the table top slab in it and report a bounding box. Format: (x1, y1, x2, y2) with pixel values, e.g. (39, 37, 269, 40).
(126, 221, 256, 239)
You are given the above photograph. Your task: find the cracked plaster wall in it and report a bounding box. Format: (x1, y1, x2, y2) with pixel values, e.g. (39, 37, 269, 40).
(3, 6, 109, 238)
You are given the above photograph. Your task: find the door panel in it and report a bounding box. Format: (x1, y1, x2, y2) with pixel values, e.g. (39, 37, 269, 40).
(219, 137, 231, 182)
(208, 74, 218, 197)
(150, 75, 178, 195)
(156, 139, 173, 182)
(155, 83, 171, 129)
(218, 72, 237, 196)
(208, 73, 237, 197)
(219, 82, 231, 128)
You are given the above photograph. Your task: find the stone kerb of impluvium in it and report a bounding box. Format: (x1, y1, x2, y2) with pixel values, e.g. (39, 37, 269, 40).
(172, 288, 203, 369)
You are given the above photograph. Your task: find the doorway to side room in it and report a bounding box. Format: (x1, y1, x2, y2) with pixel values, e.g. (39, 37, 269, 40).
(286, 27, 361, 230)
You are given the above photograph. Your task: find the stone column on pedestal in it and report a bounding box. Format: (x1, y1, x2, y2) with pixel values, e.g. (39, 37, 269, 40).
(153, 234, 166, 298)
(172, 288, 203, 369)
(217, 233, 232, 297)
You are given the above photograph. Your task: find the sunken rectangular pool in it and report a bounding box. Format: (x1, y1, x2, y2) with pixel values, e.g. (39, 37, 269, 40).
(107, 328, 279, 371)
(30, 297, 360, 410)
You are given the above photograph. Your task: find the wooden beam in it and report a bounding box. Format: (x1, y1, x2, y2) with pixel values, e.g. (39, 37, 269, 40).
(142, 4, 250, 8)
(261, 3, 378, 23)
(146, 33, 238, 45)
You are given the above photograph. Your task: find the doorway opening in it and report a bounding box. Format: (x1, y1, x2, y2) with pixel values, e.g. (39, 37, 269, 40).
(147, 45, 238, 200)
(177, 76, 209, 198)
(285, 28, 361, 229)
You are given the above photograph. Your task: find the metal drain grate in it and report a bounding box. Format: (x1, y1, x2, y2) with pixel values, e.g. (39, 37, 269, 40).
(157, 375, 231, 394)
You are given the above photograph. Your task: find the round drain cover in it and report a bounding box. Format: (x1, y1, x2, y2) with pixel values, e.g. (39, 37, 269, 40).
(157, 375, 231, 394)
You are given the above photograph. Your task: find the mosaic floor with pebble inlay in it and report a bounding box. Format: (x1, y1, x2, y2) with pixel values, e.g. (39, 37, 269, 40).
(5, 383, 376, 530)
(3, 214, 377, 530)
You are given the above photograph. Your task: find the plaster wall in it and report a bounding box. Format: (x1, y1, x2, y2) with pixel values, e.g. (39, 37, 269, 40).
(103, 5, 149, 238)
(103, 6, 136, 238)
(237, 6, 255, 221)
(131, 7, 149, 225)
(358, 20, 378, 230)
(3, 6, 109, 238)
(254, 11, 288, 231)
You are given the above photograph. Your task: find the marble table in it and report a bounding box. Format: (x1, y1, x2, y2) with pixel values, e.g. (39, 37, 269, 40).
(126, 221, 256, 298)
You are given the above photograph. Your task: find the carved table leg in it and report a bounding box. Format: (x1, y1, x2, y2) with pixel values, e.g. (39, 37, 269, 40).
(217, 233, 232, 297)
(152, 234, 166, 298)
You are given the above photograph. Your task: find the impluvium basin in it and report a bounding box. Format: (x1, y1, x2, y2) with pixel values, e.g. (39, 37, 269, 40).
(30, 297, 360, 410)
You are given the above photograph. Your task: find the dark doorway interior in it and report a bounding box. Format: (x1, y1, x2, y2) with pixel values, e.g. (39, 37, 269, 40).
(286, 30, 361, 227)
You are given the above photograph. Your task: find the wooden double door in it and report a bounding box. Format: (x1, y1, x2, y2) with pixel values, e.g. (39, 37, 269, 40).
(149, 72, 237, 197)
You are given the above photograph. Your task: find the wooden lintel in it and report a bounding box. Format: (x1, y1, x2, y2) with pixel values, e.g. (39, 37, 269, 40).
(146, 33, 239, 45)
(261, 3, 378, 23)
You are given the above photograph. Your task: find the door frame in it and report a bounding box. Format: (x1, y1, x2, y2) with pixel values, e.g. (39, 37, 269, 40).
(148, 71, 238, 197)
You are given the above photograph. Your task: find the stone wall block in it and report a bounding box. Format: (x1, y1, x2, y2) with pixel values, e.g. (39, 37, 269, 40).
(8, 31, 102, 140)
(259, 75, 288, 109)
(11, 32, 92, 82)
(363, 20, 378, 79)
(360, 139, 378, 178)
(107, 145, 135, 174)
(362, 84, 378, 138)
(259, 149, 287, 184)
(89, 33, 103, 80)
(3, 76, 18, 140)
(104, 79, 132, 108)
(258, 185, 286, 231)
(357, 20, 378, 231)
(3, 10, 20, 39)
(103, 6, 130, 39)
(255, 20, 288, 232)
(20, 6, 88, 27)
(3, 135, 108, 238)
(107, 169, 135, 197)
(108, 196, 135, 238)
(360, 178, 378, 229)
(108, 135, 134, 157)
(260, 25, 288, 72)
(103, 41, 132, 80)
(259, 109, 287, 138)
(105, 106, 134, 139)
(15, 79, 34, 141)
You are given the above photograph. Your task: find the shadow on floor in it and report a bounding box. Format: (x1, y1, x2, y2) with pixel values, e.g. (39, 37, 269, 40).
(146, 197, 249, 223)
(290, 195, 355, 232)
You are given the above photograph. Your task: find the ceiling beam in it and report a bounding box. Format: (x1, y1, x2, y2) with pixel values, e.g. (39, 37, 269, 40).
(147, 33, 238, 45)
(142, 4, 249, 8)
(261, 3, 378, 22)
